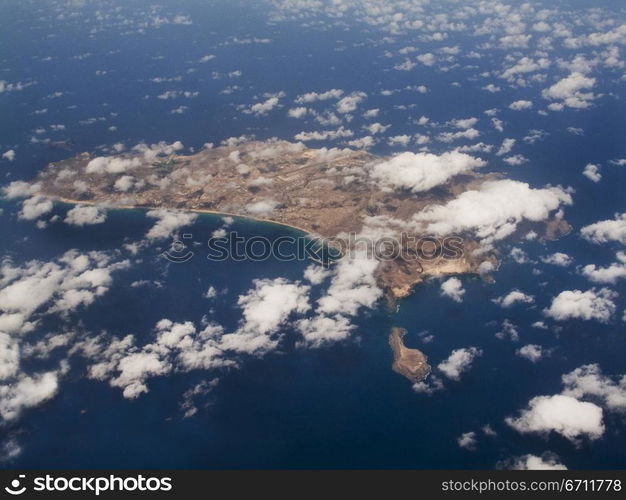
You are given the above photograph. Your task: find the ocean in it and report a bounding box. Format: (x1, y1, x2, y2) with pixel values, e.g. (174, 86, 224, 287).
(1, 0, 625, 469)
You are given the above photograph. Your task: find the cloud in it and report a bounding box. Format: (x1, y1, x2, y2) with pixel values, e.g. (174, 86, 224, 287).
(502, 154, 528, 166)
(493, 290, 534, 308)
(412, 180, 572, 244)
(581, 252, 626, 284)
(440, 277, 465, 303)
(582, 163, 601, 183)
(220, 278, 310, 355)
(516, 344, 545, 363)
(561, 364, 626, 411)
(581, 213, 626, 245)
(0, 334, 19, 380)
(412, 376, 444, 394)
(295, 89, 343, 104)
(542, 73, 596, 109)
(245, 199, 278, 217)
(417, 53, 435, 66)
(541, 252, 573, 267)
(543, 288, 617, 323)
(437, 128, 480, 143)
(505, 394, 604, 442)
(2, 150, 15, 161)
(0, 372, 59, 421)
(509, 100, 533, 111)
(316, 252, 381, 317)
(370, 151, 485, 193)
(496, 138, 515, 156)
(336, 92, 366, 114)
(294, 127, 353, 142)
(437, 347, 482, 381)
(132, 141, 183, 162)
(2, 181, 40, 199)
(64, 205, 107, 226)
(287, 107, 308, 118)
(495, 319, 519, 341)
(145, 209, 197, 240)
(504, 453, 567, 470)
(457, 431, 477, 450)
(303, 264, 331, 285)
(296, 314, 355, 348)
(501, 56, 550, 81)
(245, 96, 281, 116)
(0, 249, 129, 334)
(85, 156, 142, 174)
(19, 196, 53, 221)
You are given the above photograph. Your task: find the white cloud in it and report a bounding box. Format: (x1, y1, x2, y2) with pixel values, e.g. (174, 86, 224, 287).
(541, 252, 573, 267)
(19, 196, 53, 221)
(287, 107, 308, 118)
(437, 128, 480, 143)
(336, 92, 367, 114)
(496, 319, 519, 342)
(544, 288, 617, 323)
(303, 265, 331, 285)
(316, 252, 381, 317)
(2, 150, 15, 161)
(370, 151, 485, 193)
(562, 364, 626, 411)
(542, 73, 596, 109)
(417, 53, 435, 66)
(581, 213, 626, 245)
(502, 154, 528, 166)
(295, 89, 343, 104)
(245, 96, 280, 116)
(220, 278, 310, 355)
(457, 431, 477, 450)
(505, 394, 604, 442)
(0, 372, 59, 421)
(506, 453, 567, 470)
(581, 252, 626, 284)
(294, 127, 353, 142)
(145, 209, 197, 240)
(516, 344, 545, 363)
(0, 334, 19, 380)
(440, 277, 465, 303)
(582, 163, 601, 183)
(509, 100, 533, 111)
(64, 205, 107, 226)
(85, 156, 142, 174)
(438, 347, 482, 381)
(493, 290, 534, 308)
(501, 57, 550, 81)
(2, 181, 40, 199)
(246, 199, 278, 217)
(496, 138, 515, 156)
(413, 180, 572, 244)
(296, 314, 355, 348)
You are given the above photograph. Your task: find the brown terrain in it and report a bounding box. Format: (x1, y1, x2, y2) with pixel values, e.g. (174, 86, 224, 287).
(34, 140, 497, 300)
(389, 327, 431, 383)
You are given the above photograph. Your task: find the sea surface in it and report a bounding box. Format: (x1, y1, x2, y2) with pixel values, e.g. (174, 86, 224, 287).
(1, 0, 625, 469)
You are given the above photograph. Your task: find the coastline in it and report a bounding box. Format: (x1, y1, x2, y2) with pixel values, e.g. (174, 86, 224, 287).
(52, 196, 315, 237)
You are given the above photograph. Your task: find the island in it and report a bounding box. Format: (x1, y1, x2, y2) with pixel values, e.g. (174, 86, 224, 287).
(32, 139, 507, 299)
(389, 327, 430, 383)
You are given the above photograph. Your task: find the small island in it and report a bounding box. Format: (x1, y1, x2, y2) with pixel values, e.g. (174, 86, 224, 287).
(389, 327, 431, 383)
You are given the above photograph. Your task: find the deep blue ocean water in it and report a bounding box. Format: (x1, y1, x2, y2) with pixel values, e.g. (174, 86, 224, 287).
(1, 0, 625, 469)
